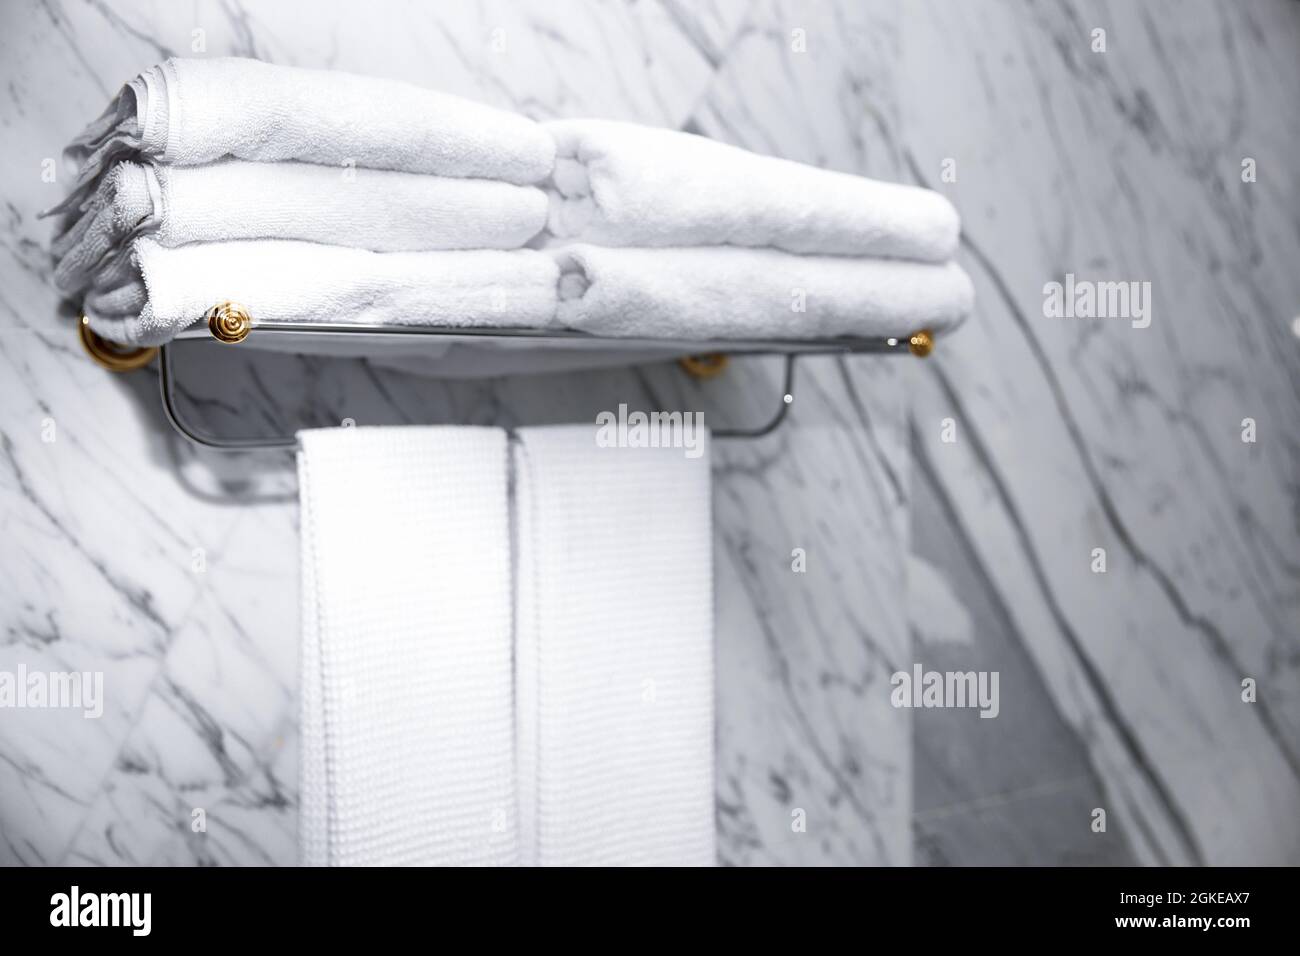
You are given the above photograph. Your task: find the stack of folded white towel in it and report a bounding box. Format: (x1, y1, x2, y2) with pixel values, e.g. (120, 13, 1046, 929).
(544, 119, 972, 339)
(47, 59, 976, 867)
(51, 57, 972, 348)
(50, 57, 560, 345)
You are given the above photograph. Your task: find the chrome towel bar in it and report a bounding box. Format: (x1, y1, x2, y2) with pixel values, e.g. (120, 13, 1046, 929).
(79, 311, 935, 450)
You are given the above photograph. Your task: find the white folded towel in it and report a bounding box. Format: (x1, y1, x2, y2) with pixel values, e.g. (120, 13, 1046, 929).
(550, 243, 973, 340)
(84, 238, 561, 346)
(53, 160, 548, 293)
(545, 118, 959, 262)
(298, 426, 517, 866)
(514, 426, 715, 866)
(56, 56, 555, 216)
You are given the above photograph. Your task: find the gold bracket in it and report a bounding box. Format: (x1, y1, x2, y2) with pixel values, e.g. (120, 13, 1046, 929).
(679, 353, 729, 379)
(77, 316, 157, 372)
(207, 301, 252, 344)
(908, 329, 934, 358)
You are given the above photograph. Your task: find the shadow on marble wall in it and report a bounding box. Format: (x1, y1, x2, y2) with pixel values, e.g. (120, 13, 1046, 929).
(911, 431, 1137, 866)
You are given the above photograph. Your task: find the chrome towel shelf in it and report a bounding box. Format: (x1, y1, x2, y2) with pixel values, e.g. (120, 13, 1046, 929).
(78, 310, 936, 450)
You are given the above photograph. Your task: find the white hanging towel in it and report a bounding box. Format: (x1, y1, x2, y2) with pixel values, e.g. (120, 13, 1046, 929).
(298, 426, 517, 866)
(83, 237, 561, 346)
(513, 425, 716, 866)
(53, 160, 549, 293)
(545, 118, 960, 262)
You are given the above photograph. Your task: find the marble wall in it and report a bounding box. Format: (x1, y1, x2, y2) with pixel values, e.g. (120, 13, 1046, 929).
(903, 0, 1300, 865)
(0, 0, 1295, 866)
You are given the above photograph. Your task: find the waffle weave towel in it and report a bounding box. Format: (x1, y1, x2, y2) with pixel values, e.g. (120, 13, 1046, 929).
(514, 425, 715, 866)
(298, 426, 517, 866)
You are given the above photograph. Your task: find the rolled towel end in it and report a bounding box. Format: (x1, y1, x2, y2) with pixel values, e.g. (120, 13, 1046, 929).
(556, 263, 591, 302)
